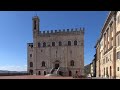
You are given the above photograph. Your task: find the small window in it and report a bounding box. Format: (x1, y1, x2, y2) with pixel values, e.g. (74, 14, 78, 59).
(118, 15, 120, 24)
(52, 42, 55, 46)
(30, 62, 33, 67)
(118, 36, 120, 46)
(74, 40, 77, 45)
(59, 41, 62, 46)
(118, 67, 119, 71)
(106, 57, 108, 63)
(117, 51, 120, 59)
(38, 43, 40, 48)
(42, 61, 45, 67)
(43, 42, 46, 47)
(68, 41, 71, 46)
(70, 60, 74, 66)
(30, 54, 32, 57)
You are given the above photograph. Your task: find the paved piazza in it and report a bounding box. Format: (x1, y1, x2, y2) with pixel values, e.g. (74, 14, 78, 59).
(0, 75, 75, 79)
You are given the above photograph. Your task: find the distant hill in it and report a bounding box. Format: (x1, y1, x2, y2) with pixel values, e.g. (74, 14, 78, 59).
(0, 70, 27, 73)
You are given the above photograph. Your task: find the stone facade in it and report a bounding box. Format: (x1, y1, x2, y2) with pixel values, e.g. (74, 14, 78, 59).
(84, 54, 96, 77)
(90, 54, 96, 77)
(27, 16, 84, 76)
(95, 11, 120, 79)
(84, 64, 91, 76)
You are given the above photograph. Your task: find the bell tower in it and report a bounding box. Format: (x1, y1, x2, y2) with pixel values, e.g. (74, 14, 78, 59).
(32, 15, 40, 75)
(32, 15, 40, 38)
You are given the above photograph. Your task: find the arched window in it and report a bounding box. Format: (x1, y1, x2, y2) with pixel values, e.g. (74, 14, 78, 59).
(68, 41, 71, 46)
(34, 20, 36, 29)
(42, 61, 45, 67)
(74, 40, 77, 45)
(30, 62, 33, 67)
(118, 67, 119, 71)
(44, 71, 46, 75)
(59, 41, 62, 46)
(38, 42, 40, 48)
(70, 60, 74, 66)
(52, 42, 55, 46)
(43, 42, 46, 47)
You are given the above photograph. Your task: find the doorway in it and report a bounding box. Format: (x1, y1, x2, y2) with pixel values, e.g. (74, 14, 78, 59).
(29, 70, 33, 75)
(69, 71, 72, 76)
(55, 64, 59, 69)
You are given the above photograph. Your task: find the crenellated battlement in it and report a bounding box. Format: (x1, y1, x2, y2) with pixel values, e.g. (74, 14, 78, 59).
(39, 27, 84, 36)
(27, 43, 33, 48)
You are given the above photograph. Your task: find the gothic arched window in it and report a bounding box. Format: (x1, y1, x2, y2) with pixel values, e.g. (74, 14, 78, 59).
(52, 42, 55, 46)
(68, 41, 71, 46)
(74, 40, 77, 45)
(70, 60, 74, 66)
(42, 61, 45, 67)
(59, 41, 62, 46)
(43, 42, 46, 47)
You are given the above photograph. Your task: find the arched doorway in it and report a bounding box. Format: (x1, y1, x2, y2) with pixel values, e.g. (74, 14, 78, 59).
(59, 71, 63, 76)
(39, 71, 41, 75)
(69, 71, 72, 76)
(55, 64, 59, 69)
(44, 71, 46, 75)
(29, 70, 33, 75)
(54, 60, 60, 69)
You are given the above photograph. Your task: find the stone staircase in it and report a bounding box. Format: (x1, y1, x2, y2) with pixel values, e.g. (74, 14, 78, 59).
(50, 67, 60, 75)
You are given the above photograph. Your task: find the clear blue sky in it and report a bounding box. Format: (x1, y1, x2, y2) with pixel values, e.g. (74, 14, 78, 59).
(0, 11, 109, 71)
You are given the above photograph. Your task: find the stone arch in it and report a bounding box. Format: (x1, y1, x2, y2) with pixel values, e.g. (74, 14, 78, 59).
(44, 71, 46, 75)
(29, 70, 33, 75)
(39, 71, 41, 75)
(69, 71, 72, 76)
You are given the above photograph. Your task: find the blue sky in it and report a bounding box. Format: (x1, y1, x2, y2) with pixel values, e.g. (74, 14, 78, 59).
(0, 11, 109, 71)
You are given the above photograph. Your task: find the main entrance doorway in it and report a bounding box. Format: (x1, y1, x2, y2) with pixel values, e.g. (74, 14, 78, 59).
(55, 64, 59, 69)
